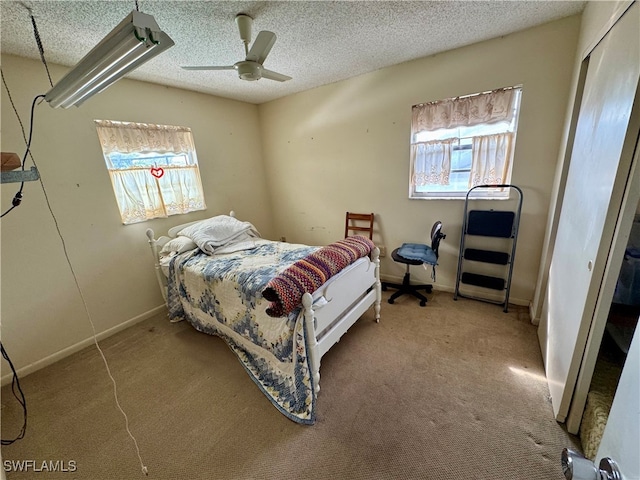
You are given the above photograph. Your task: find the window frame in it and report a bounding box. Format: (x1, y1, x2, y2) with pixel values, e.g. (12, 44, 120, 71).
(409, 86, 522, 200)
(95, 120, 207, 224)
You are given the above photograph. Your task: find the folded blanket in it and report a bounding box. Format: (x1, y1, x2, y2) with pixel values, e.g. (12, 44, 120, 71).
(178, 215, 260, 255)
(262, 235, 375, 317)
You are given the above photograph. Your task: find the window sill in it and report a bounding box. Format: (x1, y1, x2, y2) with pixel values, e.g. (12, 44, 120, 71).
(410, 194, 510, 201)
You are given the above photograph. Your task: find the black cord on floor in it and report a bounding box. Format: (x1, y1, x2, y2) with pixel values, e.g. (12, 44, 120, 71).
(1, 342, 27, 445)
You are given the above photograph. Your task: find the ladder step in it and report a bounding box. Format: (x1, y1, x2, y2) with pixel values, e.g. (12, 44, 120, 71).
(461, 272, 505, 290)
(467, 210, 515, 238)
(464, 248, 509, 265)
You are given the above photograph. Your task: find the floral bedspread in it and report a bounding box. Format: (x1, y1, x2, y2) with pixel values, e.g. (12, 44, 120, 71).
(167, 239, 320, 424)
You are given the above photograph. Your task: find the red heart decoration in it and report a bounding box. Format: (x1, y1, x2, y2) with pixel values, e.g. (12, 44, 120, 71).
(150, 167, 164, 178)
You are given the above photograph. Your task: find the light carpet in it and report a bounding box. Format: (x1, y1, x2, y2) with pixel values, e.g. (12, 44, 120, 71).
(1, 291, 581, 479)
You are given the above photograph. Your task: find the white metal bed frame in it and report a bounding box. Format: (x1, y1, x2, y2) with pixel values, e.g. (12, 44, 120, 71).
(145, 211, 381, 393)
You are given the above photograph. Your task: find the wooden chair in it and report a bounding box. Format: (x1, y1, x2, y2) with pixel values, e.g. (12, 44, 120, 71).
(345, 212, 374, 240)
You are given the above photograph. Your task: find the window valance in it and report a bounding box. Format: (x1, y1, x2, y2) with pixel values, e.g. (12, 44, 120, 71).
(411, 88, 517, 132)
(94, 119, 196, 155)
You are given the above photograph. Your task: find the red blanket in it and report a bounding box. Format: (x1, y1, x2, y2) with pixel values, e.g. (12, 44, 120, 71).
(262, 236, 375, 317)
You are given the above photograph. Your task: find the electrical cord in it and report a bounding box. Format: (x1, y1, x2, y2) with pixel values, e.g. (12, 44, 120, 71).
(1, 5, 52, 218)
(1, 93, 149, 474)
(1, 4, 149, 474)
(29, 9, 54, 88)
(0, 96, 150, 479)
(0, 92, 44, 218)
(0, 70, 35, 162)
(1, 342, 27, 445)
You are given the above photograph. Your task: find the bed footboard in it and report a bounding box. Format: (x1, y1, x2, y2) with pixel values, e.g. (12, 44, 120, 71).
(302, 247, 381, 394)
(148, 216, 381, 399)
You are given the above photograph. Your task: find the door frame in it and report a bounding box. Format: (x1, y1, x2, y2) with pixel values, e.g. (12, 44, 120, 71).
(538, 4, 640, 422)
(566, 122, 640, 433)
(532, 0, 636, 326)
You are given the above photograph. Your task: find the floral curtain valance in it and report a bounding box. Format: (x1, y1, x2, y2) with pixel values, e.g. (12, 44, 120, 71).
(412, 88, 517, 132)
(94, 119, 196, 155)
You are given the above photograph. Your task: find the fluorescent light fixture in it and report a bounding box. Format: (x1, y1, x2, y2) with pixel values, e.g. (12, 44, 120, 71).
(45, 11, 174, 108)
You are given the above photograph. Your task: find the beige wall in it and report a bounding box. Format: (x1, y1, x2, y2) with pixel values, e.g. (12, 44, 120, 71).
(258, 15, 581, 305)
(0, 54, 272, 376)
(1, 12, 584, 378)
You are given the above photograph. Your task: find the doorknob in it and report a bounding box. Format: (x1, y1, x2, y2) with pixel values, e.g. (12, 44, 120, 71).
(561, 448, 622, 480)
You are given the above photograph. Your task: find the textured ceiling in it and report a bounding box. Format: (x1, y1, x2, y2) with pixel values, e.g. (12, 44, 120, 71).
(1, 1, 586, 105)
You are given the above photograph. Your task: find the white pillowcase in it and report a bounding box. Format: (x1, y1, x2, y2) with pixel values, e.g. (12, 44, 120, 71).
(160, 236, 198, 257)
(177, 215, 260, 255)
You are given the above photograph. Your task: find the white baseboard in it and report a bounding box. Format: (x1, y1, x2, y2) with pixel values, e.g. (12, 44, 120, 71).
(1, 305, 167, 387)
(529, 302, 540, 326)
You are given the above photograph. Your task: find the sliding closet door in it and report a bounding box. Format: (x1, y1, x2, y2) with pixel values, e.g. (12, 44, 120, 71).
(544, 4, 639, 421)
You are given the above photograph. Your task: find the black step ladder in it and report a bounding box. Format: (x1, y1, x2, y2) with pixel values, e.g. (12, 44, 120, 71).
(454, 184, 523, 312)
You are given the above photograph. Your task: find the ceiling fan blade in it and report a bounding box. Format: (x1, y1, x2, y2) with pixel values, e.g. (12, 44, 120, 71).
(181, 65, 235, 71)
(246, 31, 276, 64)
(261, 69, 292, 82)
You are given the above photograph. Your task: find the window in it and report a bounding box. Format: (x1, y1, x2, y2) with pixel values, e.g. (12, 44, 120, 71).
(95, 120, 206, 224)
(409, 86, 522, 199)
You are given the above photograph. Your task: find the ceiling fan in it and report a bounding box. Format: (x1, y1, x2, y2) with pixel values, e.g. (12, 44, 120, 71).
(181, 14, 292, 82)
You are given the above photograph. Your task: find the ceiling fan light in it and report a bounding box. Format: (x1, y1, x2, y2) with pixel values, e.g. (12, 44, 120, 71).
(236, 61, 261, 81)
(240, 73, 259, 81)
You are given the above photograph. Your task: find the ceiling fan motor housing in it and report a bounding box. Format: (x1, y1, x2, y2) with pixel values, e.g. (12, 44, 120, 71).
(235, 14, 253, 46)
(236, 61, 262, 81)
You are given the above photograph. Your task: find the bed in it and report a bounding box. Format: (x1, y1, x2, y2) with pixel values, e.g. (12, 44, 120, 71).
(145, 212, 381, 424)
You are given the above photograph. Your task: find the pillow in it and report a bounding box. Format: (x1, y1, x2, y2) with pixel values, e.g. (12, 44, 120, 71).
(177, 215, 260, 255)
(159, 236, 198, 257)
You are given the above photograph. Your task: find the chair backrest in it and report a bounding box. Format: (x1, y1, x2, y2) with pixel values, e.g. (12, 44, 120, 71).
(430, 221, 446, 257)
(345, 212, 374, 240)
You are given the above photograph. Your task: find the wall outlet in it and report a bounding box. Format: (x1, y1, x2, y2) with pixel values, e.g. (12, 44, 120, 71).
(379, 245, 387, 257)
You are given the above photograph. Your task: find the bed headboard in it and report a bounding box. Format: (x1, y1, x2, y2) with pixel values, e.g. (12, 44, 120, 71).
(146, 210, 236, 247)
(145, 211, 236, 304)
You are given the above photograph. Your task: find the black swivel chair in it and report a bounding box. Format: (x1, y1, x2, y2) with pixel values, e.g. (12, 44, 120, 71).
(383, 222, 446, 306)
